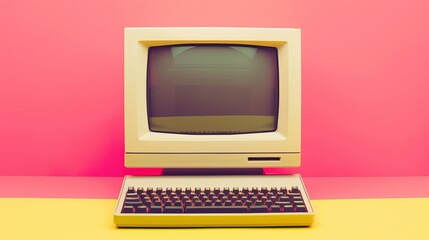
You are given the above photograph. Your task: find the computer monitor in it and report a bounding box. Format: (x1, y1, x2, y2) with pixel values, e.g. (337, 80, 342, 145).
(124, 28, 301, 170)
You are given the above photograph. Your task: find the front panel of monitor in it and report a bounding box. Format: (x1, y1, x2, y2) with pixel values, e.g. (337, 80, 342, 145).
(124, 28, 301, 168)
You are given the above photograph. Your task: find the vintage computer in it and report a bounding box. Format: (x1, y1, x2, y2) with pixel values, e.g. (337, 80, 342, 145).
(114, 27, 314, 227)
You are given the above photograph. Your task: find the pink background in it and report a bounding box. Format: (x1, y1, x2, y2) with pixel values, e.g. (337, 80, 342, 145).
(0, 0, 428, 177)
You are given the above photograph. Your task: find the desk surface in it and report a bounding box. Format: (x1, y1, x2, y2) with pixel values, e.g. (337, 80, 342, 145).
(1, 176, 429, 240)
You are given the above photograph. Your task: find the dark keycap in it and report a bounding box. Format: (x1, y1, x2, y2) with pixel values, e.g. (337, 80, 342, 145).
(233, 187, 240, 195)
(184, 200, 192, 207)
(291, 186, 300, 193)
(288, 192, 301, 198)
(204, 201, 213, 206)
(271, 205, 281, 212)
(223, 187, 230, 195)
(224, 200, 232, 206)
(293, 201, 305, 206)
(218, 192, 226, 199)
(124, 201, 142, 207)
(175, 187, 182, 195)
(164, 206, 183, 213)
(174, 201, 182, 207)
(146, 187, 153, 195)
(257, 193, 265, 200)
(250, 205, 268, 213)
(180, 193, 188, 201)
(185, 206, 248, 213)
(265, 200, 273, 208)
(195, 187, 201, 195)
(251, 187, 258, 194)
(164, 201, 172, 206)
(293, 196, 303, 201)
(214, 200, 223, 206)
(221, 196, 228, 203)
(276, 201, 289, 208)
(122, 206, 134, 213)
(194, 201, 202, 206)
(213, 187, 220, 195)
(137, 187, 144, 195)
(251, 196, 258, 203)
(211, 196, 218, 203)
(245, 200, 253, 207)
(231, 196, 238, 204)
(144, 201, 152, 208)
(261, 187, 268, 194)
(185, 187, 192, 195)
(154, 201, 162, 206)
(172, 196, 179, 203)
(136, 206, 147, 213)
(255, 200, 263, 206)
(125, 197, 140, 201)
(149, 206, 163, 213)
(126, 193, 138, 198)
(242, 187, 249, 195)
(142, 196, 150, 203)
(261, 196, 268, 204)
(296, 205, 307, 212)
(280, 187, 287, 193)
(270, 187, 278, 195)
(127, 186, 135, 193)
(208, 193, 216, 200)
(283, 204, 294, 212)
(204, 187, 211, 195)
(280, 196, 289, 202)
(156, 187, 163, 194)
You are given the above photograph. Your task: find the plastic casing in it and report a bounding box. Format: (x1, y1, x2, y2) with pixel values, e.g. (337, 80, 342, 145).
(124, 28, 301, 168)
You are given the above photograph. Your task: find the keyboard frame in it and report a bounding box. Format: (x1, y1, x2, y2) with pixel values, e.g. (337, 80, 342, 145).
(114, 174, 314, 227)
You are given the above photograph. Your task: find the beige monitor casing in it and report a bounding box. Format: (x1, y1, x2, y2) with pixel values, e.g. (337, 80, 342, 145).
(124, 28, 301, 168)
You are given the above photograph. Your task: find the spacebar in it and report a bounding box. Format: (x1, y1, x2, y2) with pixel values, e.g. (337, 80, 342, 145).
(185, 206, 248, 213)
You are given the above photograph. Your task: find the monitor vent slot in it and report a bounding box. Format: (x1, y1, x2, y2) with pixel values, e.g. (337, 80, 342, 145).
(248, 157, 281, 161)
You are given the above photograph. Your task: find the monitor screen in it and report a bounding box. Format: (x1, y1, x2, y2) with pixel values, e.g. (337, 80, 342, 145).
(147, 44, 279, 135)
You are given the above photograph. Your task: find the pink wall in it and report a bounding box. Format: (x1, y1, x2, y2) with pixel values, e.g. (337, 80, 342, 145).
(1, 0, 428, 177)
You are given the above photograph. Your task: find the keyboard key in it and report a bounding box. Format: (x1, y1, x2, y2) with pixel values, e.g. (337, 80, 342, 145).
(223, 187, 230, 195)
(291, 186, 300, 193)
(185, 206, 248, 213)
(283, 205, 294, 212)
(136, 206, 147, 213)
(149, 206, 162, 213)
(164, 206, 183, 213)
(250, 205, 268, 213)
(122, 206, 134, 213)
(271, 205, 281, 212)
(127, 186, 135, 193)
(296, 205, 307, 212)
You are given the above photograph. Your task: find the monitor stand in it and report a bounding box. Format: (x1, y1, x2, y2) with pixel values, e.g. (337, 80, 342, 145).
(162, 168, 264, 176)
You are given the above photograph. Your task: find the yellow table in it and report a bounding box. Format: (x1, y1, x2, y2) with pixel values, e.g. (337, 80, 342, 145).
(1, 197, 428, 240)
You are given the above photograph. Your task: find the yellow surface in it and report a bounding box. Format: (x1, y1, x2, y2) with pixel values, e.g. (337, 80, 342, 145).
(1, 198, 429, 240)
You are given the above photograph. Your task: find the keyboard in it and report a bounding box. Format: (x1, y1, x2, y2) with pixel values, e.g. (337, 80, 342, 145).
(114, 175, 314, 227)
